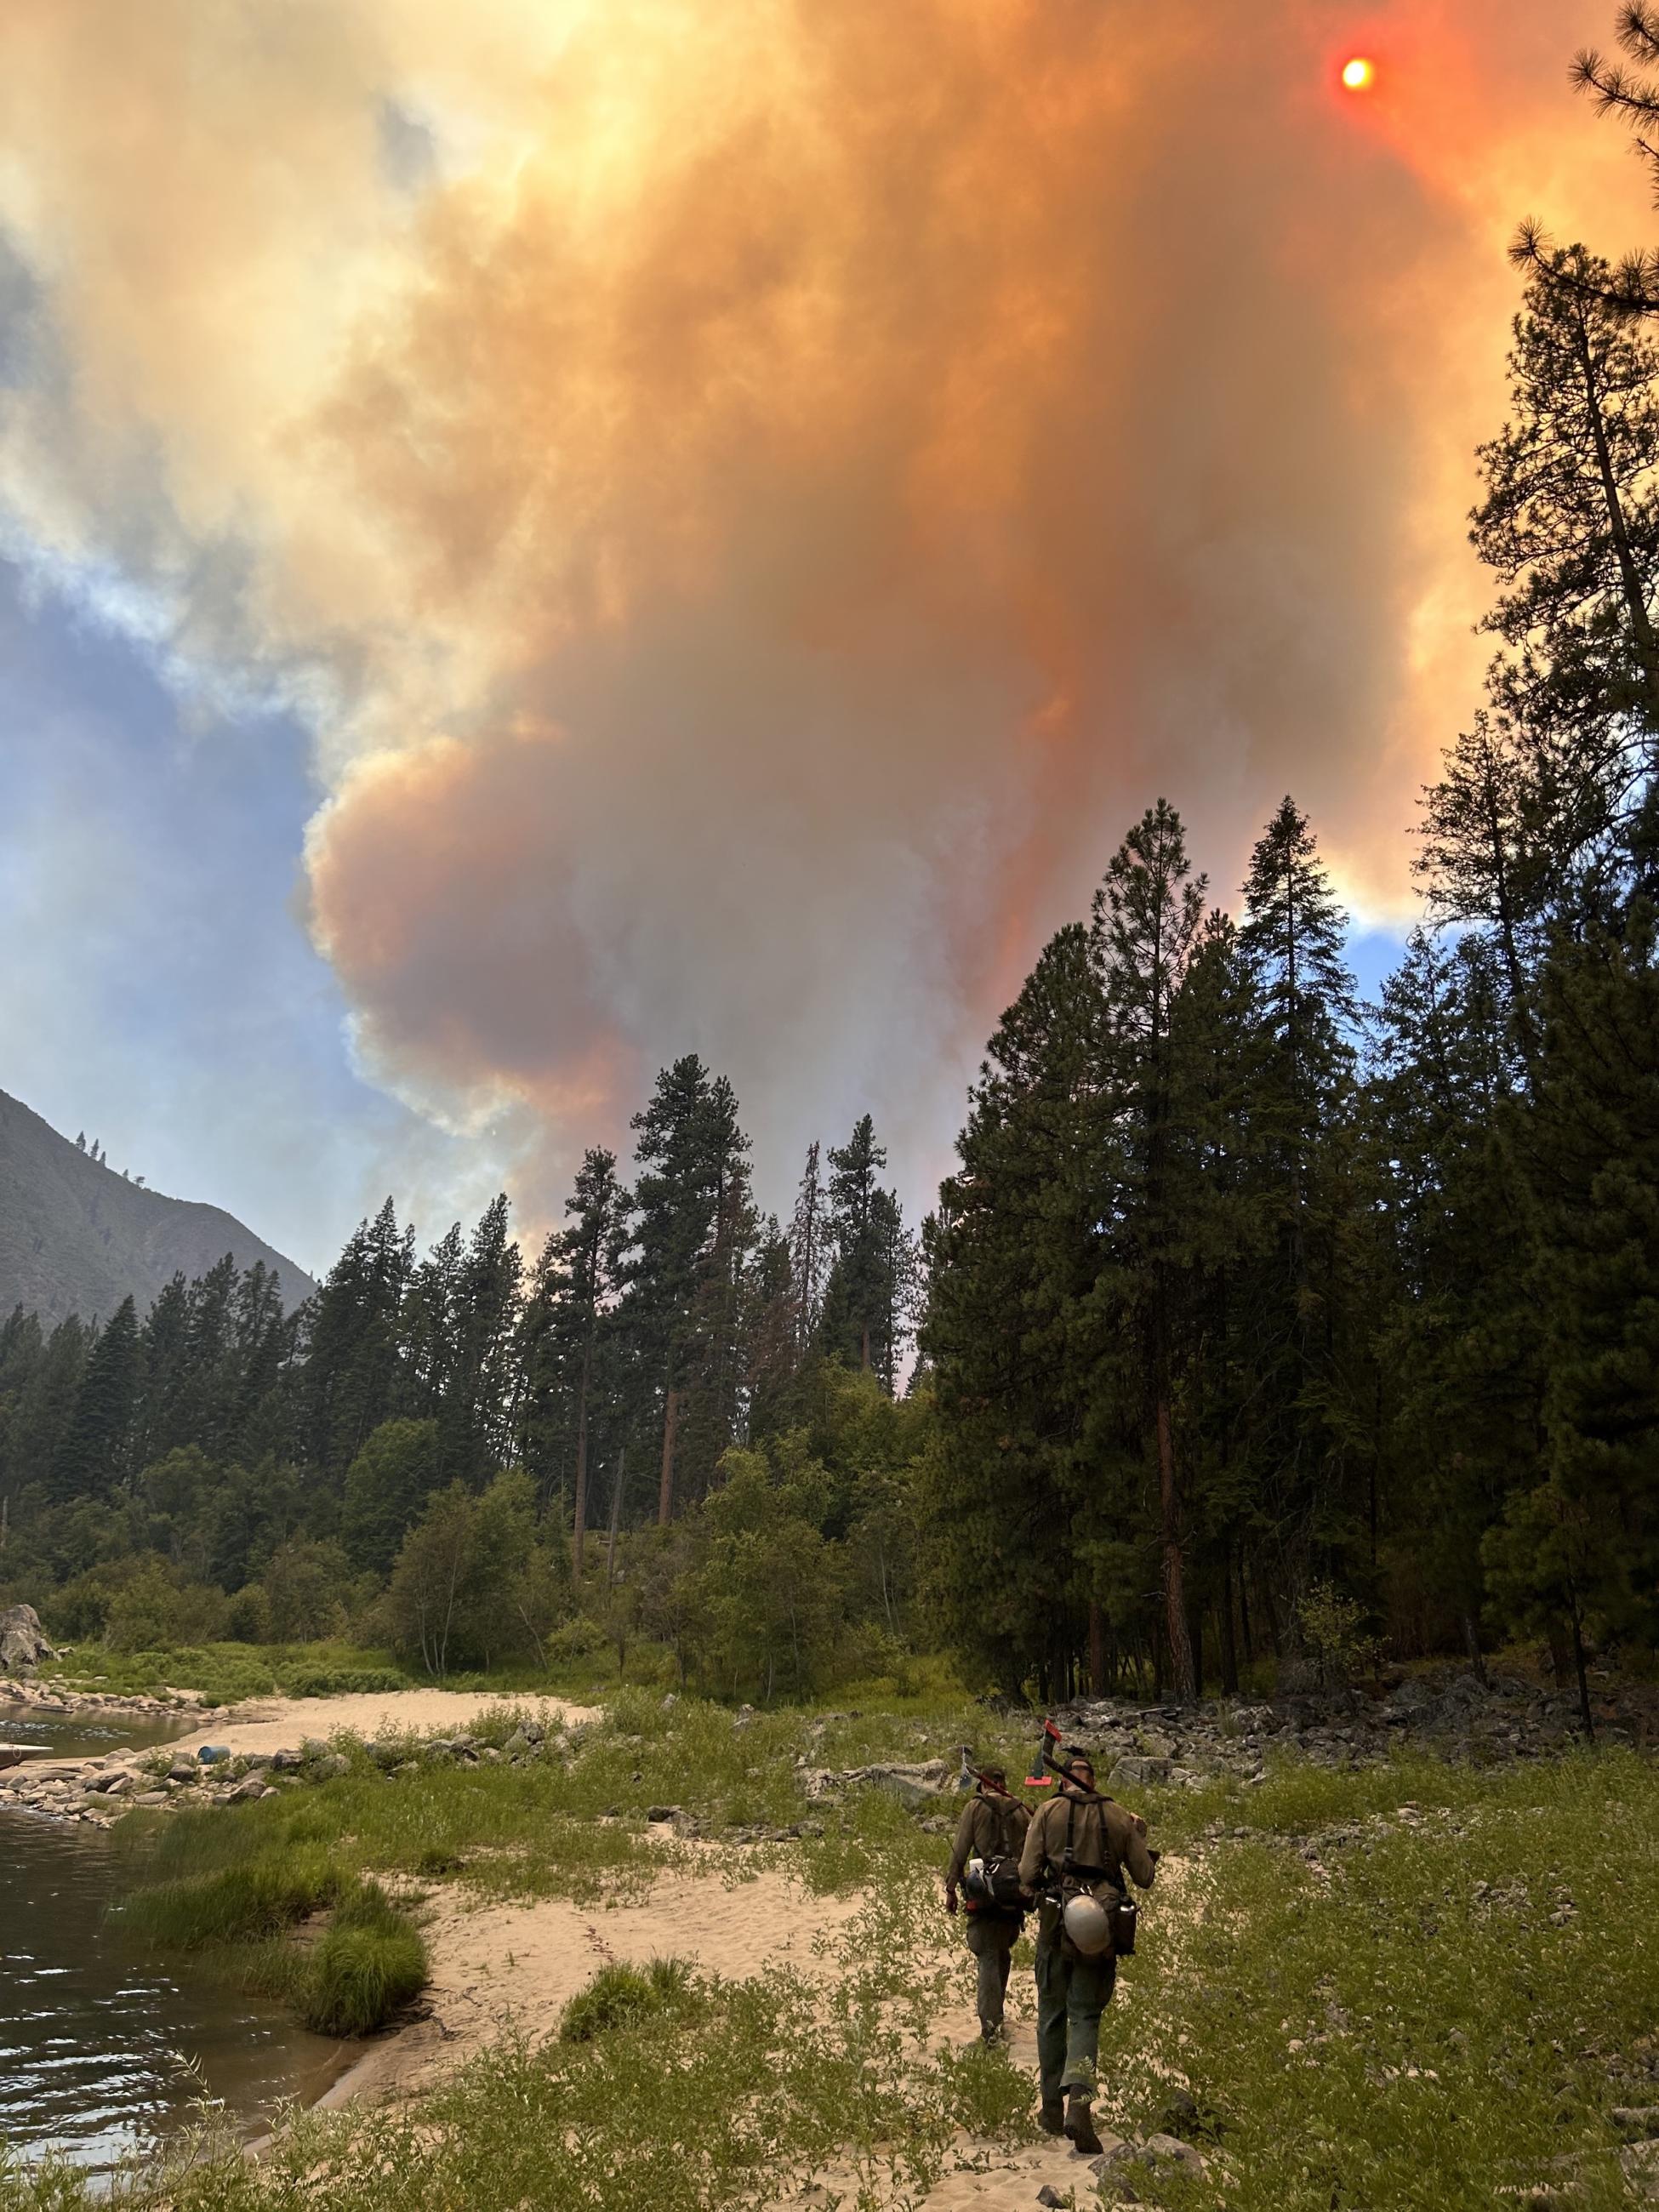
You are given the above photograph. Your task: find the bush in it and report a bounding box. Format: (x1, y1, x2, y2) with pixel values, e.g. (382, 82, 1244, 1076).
(277, 1662, 409, 1698)
(224, 1584, 273, 1644)
(98, 1564, 229, 1653)
(545, 1615, 608, 1662)
(117, 1839, 426, 2038)
(1296, 1580, 1382, 1690)
(301, 1895, 427, 2036)
(559, 1958, 693, 2044)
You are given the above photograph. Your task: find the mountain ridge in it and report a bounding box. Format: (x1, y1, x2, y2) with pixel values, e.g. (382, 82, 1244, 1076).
(0, 1086, 316, 1325)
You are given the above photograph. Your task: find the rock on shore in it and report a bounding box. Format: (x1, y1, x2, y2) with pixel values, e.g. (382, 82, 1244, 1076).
(0, 1604, 55, 1673)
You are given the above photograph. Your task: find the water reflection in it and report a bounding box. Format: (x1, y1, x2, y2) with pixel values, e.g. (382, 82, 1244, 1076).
(0, 1702, 348, 2172)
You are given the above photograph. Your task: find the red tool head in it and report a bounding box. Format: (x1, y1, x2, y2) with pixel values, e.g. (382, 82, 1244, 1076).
(1024, 1716, 1063, 1788)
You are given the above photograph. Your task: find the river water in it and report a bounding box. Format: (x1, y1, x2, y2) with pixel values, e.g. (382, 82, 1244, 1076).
(0, 1702, 348, 2175)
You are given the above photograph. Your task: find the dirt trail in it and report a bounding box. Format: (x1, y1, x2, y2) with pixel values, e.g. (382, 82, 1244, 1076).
(334, 1842, 1207, 2211)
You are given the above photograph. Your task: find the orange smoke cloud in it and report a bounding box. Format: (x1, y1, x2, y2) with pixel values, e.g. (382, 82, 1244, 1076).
(0, 0, 1647, 1206)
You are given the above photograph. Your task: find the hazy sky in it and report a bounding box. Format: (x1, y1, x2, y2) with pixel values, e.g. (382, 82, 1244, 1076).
(0, 0, 1649, 1273)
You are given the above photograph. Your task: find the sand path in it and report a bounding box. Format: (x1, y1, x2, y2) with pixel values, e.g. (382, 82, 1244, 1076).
(171, 1688, 597, 1760)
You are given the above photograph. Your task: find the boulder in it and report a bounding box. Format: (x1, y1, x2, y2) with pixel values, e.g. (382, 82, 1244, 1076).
(1097, 2134, 1206, 2184)
(1110, 1754, 1172, 1787)
(0, 1604, 55, 1674)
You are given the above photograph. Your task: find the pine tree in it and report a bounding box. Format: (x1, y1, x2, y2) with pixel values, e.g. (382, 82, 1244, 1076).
(1522, 902, 1659, 1642)
(1235, 797, 1360, 1633)
(517, 1149, 628, 1570)
(788, 1142, 829, 1354)
(305, 1198, 414, 1479)
(439, 1195, 524, 1488)
(623, 1058, 750, 1523)
(675, 1081, 760, 1504)
(1416, 710, 1564, 1077)
(10, 1316, 89, 1494)
(1473, 246, 1659, 822)
(921, 924, 1106, 1696)
(1089, 799, 1209, 1702)
(133, 1272, 191, 1467)
(401, 1220, 465, 1422)
(1367, 928, 1546, 1656)
(51, 1296, 141, 1501)
(1166, 908, 1270, 1692)
(821, 1115, 910, 1387)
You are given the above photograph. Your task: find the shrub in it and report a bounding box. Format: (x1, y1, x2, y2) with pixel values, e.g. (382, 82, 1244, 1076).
(301, 1918, 427, 2036)
(277, 1662, 409, 1698)
(1296, 1580, 1382, 1690)
(545, 1614, 608, 1662)
(103, 1565, 228, 1653)
(559, 1958, 693, 2044)
(224, 1584, 273, 1644)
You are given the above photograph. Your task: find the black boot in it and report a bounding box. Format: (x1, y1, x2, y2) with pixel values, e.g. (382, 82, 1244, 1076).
(1063, 2089, 1103, 2155)
(1039, 2096, 1065, 2136)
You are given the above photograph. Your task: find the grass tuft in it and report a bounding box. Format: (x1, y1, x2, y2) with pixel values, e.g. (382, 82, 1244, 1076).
(558, 1957, 693, 2044)
(302, 1919, 428, 2037)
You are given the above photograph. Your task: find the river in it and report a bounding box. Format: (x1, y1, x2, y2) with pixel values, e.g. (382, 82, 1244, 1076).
(0, 1701, 349, 2175)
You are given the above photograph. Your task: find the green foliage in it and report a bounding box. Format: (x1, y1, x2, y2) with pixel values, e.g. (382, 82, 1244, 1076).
(302, 1885, 428, 2036)
(1097, 1751, 1659, 2211)
(559, 1957, 693, 2043)
(41, 1641, 409, 1705)
(385, 1469, 565, 1678)
(117, 1847, 340, 1949)
(115, 1821, 426, 2038)
(1295, 1580, 1382, 1690)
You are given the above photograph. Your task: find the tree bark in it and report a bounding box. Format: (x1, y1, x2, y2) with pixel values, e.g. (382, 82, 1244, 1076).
(606, 1444, 626, 1588)
(572, 1331, 593, 1578)
(658, 1382, 680, 1525)
(1571, 301, 1659, 729)
(1088, 1600, 1106, 1697)
(1157, 1393, 1197, 1702)
(1569, 1593, 1596, 1742)
(1219, 1544, 1240, 1696)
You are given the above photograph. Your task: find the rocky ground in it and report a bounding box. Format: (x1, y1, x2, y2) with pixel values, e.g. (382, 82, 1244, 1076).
(1044, 1665, 1655, 1787)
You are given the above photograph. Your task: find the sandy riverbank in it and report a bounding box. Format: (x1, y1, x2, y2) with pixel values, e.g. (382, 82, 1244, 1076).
(324, 1859, 869, 2107)
(170, 1687, 599, 1760)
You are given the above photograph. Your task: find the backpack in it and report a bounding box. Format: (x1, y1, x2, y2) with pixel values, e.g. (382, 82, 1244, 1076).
(961, 1853, 1027, 1913)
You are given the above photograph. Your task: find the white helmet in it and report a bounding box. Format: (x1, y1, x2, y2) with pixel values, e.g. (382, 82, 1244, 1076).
(1063, 1894, 1113, 1956)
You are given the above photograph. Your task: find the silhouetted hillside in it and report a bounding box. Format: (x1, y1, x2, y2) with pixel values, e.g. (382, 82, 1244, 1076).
(0, 1088, 315, 1325)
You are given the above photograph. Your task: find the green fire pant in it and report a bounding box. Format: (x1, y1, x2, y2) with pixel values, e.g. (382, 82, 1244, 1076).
(963, 1911, 1019, 2032)
(1034, 1925, 1115, 2102)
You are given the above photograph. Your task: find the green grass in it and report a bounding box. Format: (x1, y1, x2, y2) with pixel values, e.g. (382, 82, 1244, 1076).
(9, 1690, 1656, 2210)
(1093, 1747, 1659, 2211)
(112, 1825, 428, 2040)
(559, 1957, 693, 2043)
(115, 1847, 340, 1948)
(40, 1642, 411, 1706)
(303, 1897, 428, 2038)
(100, 1686, 1032, 1911)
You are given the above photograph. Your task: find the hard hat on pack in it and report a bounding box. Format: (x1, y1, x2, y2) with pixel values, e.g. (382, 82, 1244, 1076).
(1062, 1893, 1113, 1956)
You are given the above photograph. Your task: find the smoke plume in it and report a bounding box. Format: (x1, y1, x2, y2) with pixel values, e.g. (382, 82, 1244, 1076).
(0, 0, 1641, 1210)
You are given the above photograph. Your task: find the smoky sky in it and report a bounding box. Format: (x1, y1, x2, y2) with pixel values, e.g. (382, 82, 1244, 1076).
(0, 0, 1645, 1227)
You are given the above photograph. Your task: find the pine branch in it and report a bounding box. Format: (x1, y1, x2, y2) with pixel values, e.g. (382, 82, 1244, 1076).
(1510, 224, 1659, 313)
(1617, 5, 1659, 65)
